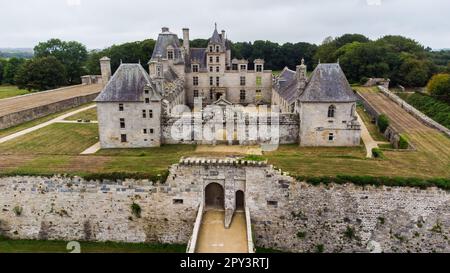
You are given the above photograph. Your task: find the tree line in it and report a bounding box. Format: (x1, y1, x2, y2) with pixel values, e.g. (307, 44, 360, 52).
(1, 34, 450, 92)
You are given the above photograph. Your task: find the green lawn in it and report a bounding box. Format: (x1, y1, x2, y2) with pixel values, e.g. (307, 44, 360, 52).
(65, 107, 98, 121)
(0, 123, 99, 155)
(0, 85, 31, 99)
(0, 102, 95, 139)
(0, 237, 186, 253)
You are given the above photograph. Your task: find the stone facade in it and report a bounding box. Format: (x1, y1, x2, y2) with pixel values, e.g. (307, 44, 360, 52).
(94, 26, 361, 149)
(0, 162, 448, 253)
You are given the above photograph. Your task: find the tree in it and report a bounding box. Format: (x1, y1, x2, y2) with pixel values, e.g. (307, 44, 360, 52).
(34, 39, 88, 84)
(396, 55, 433, 87)
(86, 39, 156, 75)
(314, 34, 370, 64)
(0, 58, 7, 84)
(2, 58, 26, 84)
(15, 56, 67, 91)
(427, 73, 450, 102)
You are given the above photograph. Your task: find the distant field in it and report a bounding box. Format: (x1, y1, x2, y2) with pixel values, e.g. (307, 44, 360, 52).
(0, 85, 31, 99)
(0, 238, 186, 253)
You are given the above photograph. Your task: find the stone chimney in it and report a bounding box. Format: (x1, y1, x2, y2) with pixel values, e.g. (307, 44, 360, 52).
(183, 28, 190, 54)
(221, 30, 226, 40)
(162, 27, 169, 33)
(99, 56, 111, 86)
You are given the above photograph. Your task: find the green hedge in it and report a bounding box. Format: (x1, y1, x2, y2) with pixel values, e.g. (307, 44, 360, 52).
(0, 171, 170, 184)
(398, 135, 409, 149)
(372, 148, 384, 158)
(297, 175, 450, 190)
(402, 93, 450, 129)
(377, 114, 390, 133)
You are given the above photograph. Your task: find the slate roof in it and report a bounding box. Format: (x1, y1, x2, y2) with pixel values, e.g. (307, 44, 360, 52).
(95, 64, 154, 102)
(299, 63, 357, 103)
(150, 31, 182, 62)
(186, 48, 207, 71)
(209, 28, 223, 44)
(274, 67, 299, 104)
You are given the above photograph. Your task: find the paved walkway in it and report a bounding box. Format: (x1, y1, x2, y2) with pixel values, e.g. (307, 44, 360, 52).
(356, 112, 378, 158)
(0, 104, 97, 144)
(80, 142, 101, 155)
(195, 210, 248, 253)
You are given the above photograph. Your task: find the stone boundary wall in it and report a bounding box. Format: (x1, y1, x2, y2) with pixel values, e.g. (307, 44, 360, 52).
(377, 86, 450, 138)
(0, 92, 99, 130)
(0, 162, 448, 253)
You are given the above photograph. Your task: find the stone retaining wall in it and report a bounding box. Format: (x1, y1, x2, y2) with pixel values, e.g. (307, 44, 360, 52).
(0, 92, 99, 130)
(377, 86, 450, 137)
(0, 162, 448, 253)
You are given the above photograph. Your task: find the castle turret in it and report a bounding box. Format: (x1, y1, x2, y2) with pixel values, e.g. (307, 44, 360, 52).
(100, 56, 111, 86)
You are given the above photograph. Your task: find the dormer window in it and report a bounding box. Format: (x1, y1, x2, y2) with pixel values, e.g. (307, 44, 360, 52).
(192, 64, 199, 73)
(256, 65, 263, 72)
(209, 46, 213, 52)
(240, 64, 247, 71)
(216, 46, 220, 52)
(167, 49, 174, 60)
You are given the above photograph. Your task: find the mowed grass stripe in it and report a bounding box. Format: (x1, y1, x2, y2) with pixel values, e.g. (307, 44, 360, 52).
(0, 123, 99, 155)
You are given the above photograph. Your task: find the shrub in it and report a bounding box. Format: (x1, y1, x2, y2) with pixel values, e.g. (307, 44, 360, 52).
(377, 114, 390, 133)
(83, 171, 169, 184)
(372, 148, 384, 158)
(131, 203, 142, 218)
(360, 77, 369, 85)
(344, 226, 356, 240)
(296, 231, 307, 239)
(13, 206, 23, 216)
(427, 73, 450, 102)
(315, 244, 324, 253)
(398, 135, 409, 149)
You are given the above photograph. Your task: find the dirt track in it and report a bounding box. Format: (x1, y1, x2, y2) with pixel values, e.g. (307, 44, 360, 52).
(357, 88, 450, 162)
(0, 84, 102, 117)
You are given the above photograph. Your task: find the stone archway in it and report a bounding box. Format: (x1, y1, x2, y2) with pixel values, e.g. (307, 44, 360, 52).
(236, 190, 245, 211)
(205, 183, 225, 210)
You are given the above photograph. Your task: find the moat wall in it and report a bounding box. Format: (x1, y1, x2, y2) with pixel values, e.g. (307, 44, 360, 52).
(0, 162, 448, 252)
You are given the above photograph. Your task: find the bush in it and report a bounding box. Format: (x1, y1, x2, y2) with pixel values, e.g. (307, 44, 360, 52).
(377, 114, 390, 133)
(360, 77, 369, 85)
(427, 73, 450, 102)
(398, 135, 409, 149)
(131, 203, 142, 218)
(344, 226, 356, 240)
(13, 206, 23, 216)
(315, 244, 325, 253)
(372, 148, 384, 158)
(83, 171, 169, 184)
(296, 231, 306, 239)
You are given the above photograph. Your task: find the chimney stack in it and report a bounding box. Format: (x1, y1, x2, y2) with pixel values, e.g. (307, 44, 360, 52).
(99, 56, 111, 86)
(183, 28, 190, 54)
(162, 27, 169, 33)
(221, 30, 226, 40)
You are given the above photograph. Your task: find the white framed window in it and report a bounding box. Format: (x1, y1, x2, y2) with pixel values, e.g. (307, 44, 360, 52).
(167, 50, 174, 60)
(193, 76, 199, 86)
(192, 64, 199, 73)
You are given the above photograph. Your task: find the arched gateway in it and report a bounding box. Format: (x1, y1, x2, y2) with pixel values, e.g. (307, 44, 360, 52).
(204, 183, 225, 210)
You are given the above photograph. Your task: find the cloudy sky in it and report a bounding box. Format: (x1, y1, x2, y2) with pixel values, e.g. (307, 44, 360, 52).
(1, 0, 449, 49)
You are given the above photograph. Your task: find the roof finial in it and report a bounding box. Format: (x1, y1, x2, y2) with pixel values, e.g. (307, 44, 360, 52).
(138, 59, 141, 65)
(318, 59, 321, 64)
(215, 22, 217, 31)
(337, 58, 340, 64)
(120, 59, 123, 64)
(301, 58, 305, 65)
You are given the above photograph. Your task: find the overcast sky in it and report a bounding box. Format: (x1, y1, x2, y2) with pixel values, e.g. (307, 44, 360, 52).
(1, 0, 449, 50)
